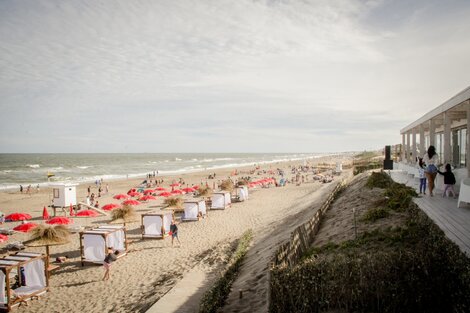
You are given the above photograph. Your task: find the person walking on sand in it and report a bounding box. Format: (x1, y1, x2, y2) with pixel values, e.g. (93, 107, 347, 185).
(423, 145, 439, 196)
(437, 163, 457, 198)
(103, 247, 119, 281)
(417, 158, 427, 195)
(170, 220, 180, 246)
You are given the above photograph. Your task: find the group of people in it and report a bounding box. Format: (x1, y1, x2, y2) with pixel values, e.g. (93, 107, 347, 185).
(417, 145, 457, 198)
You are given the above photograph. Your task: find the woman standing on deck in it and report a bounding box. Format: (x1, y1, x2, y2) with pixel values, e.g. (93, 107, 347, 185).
(423, 145, 440, 196)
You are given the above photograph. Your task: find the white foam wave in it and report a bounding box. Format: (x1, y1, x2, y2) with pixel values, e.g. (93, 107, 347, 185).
(28, 164, 40, 168)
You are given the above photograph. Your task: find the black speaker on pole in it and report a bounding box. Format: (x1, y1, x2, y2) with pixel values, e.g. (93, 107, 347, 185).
(384, 145, 393, 170)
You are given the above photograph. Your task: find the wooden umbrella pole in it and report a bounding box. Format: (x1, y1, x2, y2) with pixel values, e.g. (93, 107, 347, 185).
(45, 245, 51, 280)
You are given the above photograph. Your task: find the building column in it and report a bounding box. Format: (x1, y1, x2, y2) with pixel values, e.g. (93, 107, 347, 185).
(444, 111, 451, 164)
(412, 128, 417, 163)
(429, 119, 435, 147)
(419, 124, 425, 157)
(406, 132, 411, 163)
(401, 133, 405, 162)
(467, 101, 470, 177)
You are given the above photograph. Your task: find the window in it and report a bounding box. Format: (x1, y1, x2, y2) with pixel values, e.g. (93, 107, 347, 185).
(435, 133, 443, 159)
(452, 128, 467, 167)
(53, 188, 59, 198)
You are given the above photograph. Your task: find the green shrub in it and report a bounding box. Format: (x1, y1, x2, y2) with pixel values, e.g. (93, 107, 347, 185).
(362, 207, 390, 222)
(366, 171, 393, 189)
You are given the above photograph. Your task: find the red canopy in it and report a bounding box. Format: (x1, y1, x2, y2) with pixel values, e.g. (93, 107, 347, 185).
(155, 187, 166, 191)
(113, 194, 129, 200)
(122, 199, 141, 206)
(42, 206, 49, 220)
(46, 216, 73, 225)
(171, 190, 183, 195)
(182, 187, 195, 193)
(76, 210, 99, 217)
(170, 183, 180, 187)
(192, 185, 200, 190)
(0, 234, 8, 243)
(127, 191, 142, 197)
(139, 195, 157, 201)
(102, 203, 120, 211)
(5, 213, 32, 221)
(158, 192, 172, 197)
(13, 222, 38, 233)
(143, 189, 154, 195)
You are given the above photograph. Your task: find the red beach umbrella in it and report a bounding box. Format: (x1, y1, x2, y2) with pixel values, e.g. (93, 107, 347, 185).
(46, 216, 73, 225)
(155, 187, 167, 191)
(182, 187, 195, 193)
(5, 213, 32, 221)
(69, 204, 74, 217)
(102, 203, 120, 211)
(122, 199, 141, 206)
(42, 206, 50, 220)
(127, 191, 141, 197)
(143, 189, 154, 195)
(192, 185, 199, 190)
(158, 192, 172, 197)
(139, 195, 157, 201)
(13, 222, 38, 233)
(113, 194, 129, 200)
(171, 190, 183, 195)
(76, 210, 100, 217)
(0, 234, 8, 243)
(170, 183, 180, 187)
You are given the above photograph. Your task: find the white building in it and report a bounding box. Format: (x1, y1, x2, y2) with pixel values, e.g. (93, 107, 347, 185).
(50, 183, 78, 207)
(399, 86, 470, 187)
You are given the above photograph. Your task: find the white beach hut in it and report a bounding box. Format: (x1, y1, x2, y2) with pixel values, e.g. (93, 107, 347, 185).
(141, 211, 173, 239)
(0, 252, 48, 312)
(211, 192, 231, 210)
(182, 199, 207, 221)
(79, 225, 128, 266)
(50, 183, 77, 208)
(235, 186, 249, 201)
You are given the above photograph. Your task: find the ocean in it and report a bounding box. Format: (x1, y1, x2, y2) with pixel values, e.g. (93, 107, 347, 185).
(0, 153, 327, 190)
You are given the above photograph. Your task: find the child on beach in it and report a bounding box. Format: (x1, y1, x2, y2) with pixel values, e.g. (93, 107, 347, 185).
(103, 247, 119, 281)
(170, 220, 180, 246)
(437, 164, 457, 198)
(418, 158, 426, 194)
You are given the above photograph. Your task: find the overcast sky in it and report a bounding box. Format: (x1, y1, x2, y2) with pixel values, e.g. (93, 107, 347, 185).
(1, 0, 469, 153)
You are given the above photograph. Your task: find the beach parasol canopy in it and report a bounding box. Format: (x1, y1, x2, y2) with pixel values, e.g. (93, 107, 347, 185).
(127, 191, 141, 197)
(5, 213, 32, 221)
(0, 234, 8, 243)
(42, 206, 50, 220)
(171, 190, 183, 195)
(192, 185, 199, 190)
(143, 189, 154, 195)
(139, 195, 157, 201)
(113, 194, 129, 200)
(102, 203, 120, 211)
(13, 222, 38, 233)
(182, 187, 195, 193)
(46, 216, 73, 225)
(170, 183, 180, 187)
(158, 192, 172, 197)
(75, 210, 100, 217)
(155, 187, 167, 191)
(122, 199, 141, 206)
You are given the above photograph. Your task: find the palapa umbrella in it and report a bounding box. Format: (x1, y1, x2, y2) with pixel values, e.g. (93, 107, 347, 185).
(5, 213, 32, 221)
(143, 189, 154, 195)
(102, 203, 120, 211)
(24, 224, 70, 278)
(0, 234, 9, 243)
(113, 194, 129, 200)
(13, 222, 38, 233)
(158, 192, 172, 197)
(46, 216, 73, 225)
(42, 206, 50, 220)
(122, 199, 141, 206)
(109, 205, 138, 227)
(139, 195, 157, 201)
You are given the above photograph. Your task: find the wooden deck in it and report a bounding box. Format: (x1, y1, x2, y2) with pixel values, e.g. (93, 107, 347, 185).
(390, 170, 470, 256)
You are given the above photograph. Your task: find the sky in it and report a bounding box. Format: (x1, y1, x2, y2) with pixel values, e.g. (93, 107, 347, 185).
(1, 0, 470, 153)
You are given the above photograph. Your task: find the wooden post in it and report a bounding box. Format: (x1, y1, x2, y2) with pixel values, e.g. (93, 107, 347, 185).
(45, 245, 51, 280)
(79, 232, 84, 266)
(5, 269, 11, 311)
(123, 227, 128, 251)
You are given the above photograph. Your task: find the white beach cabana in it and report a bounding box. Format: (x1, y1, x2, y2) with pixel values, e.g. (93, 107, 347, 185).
(182, 199, 207, 221)
(211, 192, 231, 210)
(79, 225, 128, 266)
(235, 186, 249, 202)
(0, 252, 48, 312)
(141, 211, 173, 239)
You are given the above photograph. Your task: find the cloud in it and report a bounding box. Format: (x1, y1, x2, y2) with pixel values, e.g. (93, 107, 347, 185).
(1, 0, 470, 152)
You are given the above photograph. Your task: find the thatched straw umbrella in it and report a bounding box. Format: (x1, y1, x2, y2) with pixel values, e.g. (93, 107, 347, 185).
(163, 196, 184, 214)
(109, 204, 139, 227)
(197, 186, 213, 207)
(219, 179, 235, 192)
(24, 224, 71, 279)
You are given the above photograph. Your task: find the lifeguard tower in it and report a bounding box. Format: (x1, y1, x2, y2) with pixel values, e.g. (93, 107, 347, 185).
(50, 183, 77, 216)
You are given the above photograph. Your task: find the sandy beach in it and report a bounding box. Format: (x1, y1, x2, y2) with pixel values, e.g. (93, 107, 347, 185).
(0, 155, 351, 313)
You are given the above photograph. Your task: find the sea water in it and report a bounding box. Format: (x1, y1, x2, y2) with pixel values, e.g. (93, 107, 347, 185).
(0, 153, 328, 190)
